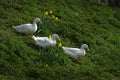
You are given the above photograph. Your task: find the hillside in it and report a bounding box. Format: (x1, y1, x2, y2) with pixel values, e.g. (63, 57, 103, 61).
(0, 0, 120, 80)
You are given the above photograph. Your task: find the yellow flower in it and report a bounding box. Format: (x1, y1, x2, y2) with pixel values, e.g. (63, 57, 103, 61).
(51, 15, 55, 19)
(58, 42, 62, 47)
(49, 10, 53, 14)
(46, 64, 48, 67)
(48, 35, 52, 39)
(55, 17, 59, 22)
(44, 11, 48, 15)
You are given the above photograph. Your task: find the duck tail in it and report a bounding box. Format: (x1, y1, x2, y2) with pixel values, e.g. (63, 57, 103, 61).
(62, 46, 65, 50)
(32, 35, 37, 41)
(12, 26, 16, 29)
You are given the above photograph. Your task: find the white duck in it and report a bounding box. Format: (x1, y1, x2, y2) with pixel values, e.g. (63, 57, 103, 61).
(62, 44, 89, 64)
(32, 34, 61, 47)
(13, 18, 42, 34)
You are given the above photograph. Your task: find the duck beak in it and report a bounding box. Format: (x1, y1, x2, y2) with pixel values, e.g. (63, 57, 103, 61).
(86, 48, 89, 51)
(58, 38, 61, 41)
(39, 20, 43, 24)
(57, 36, 61, 41)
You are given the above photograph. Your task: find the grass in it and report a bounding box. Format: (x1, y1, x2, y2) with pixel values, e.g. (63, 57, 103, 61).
(0, 0, 120, 80)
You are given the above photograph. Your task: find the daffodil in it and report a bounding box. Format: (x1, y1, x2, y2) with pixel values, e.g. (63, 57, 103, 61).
(51, 15, 55, 19)
(49, 10, 53, 14)
(58, 42, 62, 47)
(44, 11, 48, 15)
(46, 64, 48, 67)
(55, 17, 59, 22)
(48, 35, 52, 39)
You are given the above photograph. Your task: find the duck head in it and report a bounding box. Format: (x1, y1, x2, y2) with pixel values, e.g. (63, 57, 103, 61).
(52, 34, 61, 41)
(81, 44, 89, 51)
(34, 18, 42, 24)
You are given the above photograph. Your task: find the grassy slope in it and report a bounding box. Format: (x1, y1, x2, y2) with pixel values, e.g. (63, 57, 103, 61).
(0, 0, 120, 80)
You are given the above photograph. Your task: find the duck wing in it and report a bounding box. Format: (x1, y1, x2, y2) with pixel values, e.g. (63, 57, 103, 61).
(63, 47, 80, 53)
(36, 38, 50, 47)
(14, 23, 31, 28)
(62, 47, 84, 58)
(36, 37, 48, 40)
(36, 37, 49, 44)
(14, 23, 32, 32)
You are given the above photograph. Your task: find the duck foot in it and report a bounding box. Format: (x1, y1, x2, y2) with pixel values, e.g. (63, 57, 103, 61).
(29, 33, 33, 36)
(76, 59, 82, 64)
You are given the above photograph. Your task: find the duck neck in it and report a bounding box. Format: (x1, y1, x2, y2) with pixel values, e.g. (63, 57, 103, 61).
(81, 48, 86, 56)
(33, 21, 37, 31)
(52, 37, 56, 41)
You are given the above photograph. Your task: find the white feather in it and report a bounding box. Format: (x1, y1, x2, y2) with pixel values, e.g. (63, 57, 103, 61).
(32, 34, 60, 47)
(62, 44, 89, 59)
(13, 18, 41, 34)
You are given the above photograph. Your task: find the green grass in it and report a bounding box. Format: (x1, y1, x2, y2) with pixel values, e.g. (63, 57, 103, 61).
(0, 0, 120, 80)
